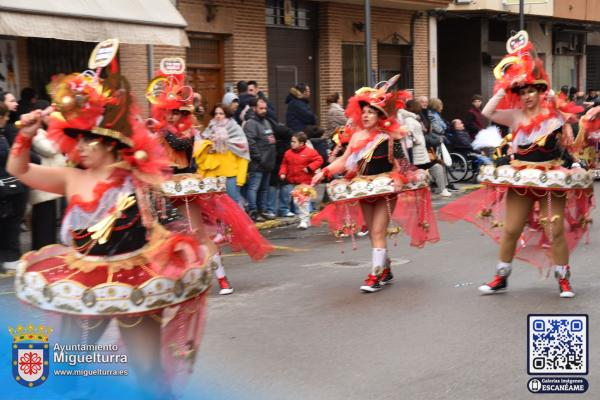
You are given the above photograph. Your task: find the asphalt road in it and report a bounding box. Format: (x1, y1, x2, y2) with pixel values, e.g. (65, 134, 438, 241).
(2, 185, 599, 399)
(187, 185, 600, 400)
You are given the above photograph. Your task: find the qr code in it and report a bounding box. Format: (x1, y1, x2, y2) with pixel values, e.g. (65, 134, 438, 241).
(528, 315, 588, 375)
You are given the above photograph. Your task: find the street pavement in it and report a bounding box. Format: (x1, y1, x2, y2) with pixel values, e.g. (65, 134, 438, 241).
(189, 184, 600, 400)
(2, 184, 599, 399)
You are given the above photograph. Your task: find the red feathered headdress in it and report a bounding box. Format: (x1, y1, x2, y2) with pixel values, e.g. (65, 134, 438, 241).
(492, 31, 550, 109)
(46, 42, 170, 183)
(146, 58, 195, 131)
(345, 75, 411, 135)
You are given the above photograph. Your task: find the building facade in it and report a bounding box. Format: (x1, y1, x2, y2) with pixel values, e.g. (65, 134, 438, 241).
(166, 0, 449, 123)
(4, 0, 449, 125)
(440, 0, 600, 121)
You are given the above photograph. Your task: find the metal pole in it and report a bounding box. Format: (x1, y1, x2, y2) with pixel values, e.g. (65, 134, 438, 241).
(519, 0, 524, 31)
(365, 0, 373, 86)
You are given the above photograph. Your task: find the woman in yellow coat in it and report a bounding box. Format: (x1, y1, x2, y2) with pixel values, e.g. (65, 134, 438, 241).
(194, 104, 250, 207)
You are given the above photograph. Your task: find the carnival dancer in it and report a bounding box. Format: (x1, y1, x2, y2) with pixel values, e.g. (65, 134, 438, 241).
(8, 40, 211, 399)
(440, 31, 595, 298)
(574, 105, 600, 178)
(149, 59, 273, 296)
(312, 77, 439, 293)
(192, 103, 273, 294)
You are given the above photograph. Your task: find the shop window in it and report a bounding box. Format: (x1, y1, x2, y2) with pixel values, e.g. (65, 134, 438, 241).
(27, 38, 94, 101)
(342, 44, 366, 103)
(266, 0, 310, 28)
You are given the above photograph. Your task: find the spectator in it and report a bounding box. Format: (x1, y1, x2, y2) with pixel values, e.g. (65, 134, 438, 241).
(417, 95, 431, 133)
(586, 89, 598, 102)
(266, 114, 294, 218)
(279, 132, 323, 229)
(427, 98, 448, 138)
(16, 88, 49, 118)
(29, 106, 66, 249)
(465, 94, 488, 139)
(569, 86, 577, 101)
(194, 104, 250, 207)
(425, 98, 459, 192)
(448, 119, 492, 173)
(0, 91, 18, 144)
(222, 92, 240, 115)
(285, 83, 317, 133)
(243, 98, 277, 221)
(234, 80, 255, 124)
(0, 102, 28, 270)
(448, 119, 473, 150)
(192, 92, 205, 125)
(325, 92, 347, 140)
(559, 85, 569, 100)
(248, 80, 276, 120)
(399, 100, 451, 197)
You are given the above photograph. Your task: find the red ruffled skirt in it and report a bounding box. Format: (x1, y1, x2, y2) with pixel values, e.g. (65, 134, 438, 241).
(440, 185, 594, 269)
(312, 187, 440, 248)
(175, 193, 273, 261)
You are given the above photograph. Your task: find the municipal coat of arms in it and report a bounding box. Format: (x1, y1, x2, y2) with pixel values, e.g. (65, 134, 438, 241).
(9, 323, 53, 387)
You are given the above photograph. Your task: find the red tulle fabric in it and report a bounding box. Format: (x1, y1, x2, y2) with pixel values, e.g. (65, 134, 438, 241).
(312, 188, 440, 248)
(440, 186, 594, 269)
(162, 293, 207, 393)
(174, 193, 274, 261)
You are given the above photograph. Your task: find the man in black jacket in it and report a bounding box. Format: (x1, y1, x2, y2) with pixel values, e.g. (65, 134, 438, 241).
(285, 83, 317, 133)
(243, 98, 277, 221)
(248, 80, 277, 120)
(234, 81, 256, 124)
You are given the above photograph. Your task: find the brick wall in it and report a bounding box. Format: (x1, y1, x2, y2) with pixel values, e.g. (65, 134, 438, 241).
(317, 3, 430, 120)
(119, 44, 149, 115)
(412, 15, 430, 99)
(160, 0, 268, 97)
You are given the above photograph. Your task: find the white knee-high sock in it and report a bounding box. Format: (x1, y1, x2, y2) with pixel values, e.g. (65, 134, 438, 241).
(212, 253, 226, 279)
(496, 261, 512, 276)
(554, 265, 570, 279)
(372, 248, 387, 275)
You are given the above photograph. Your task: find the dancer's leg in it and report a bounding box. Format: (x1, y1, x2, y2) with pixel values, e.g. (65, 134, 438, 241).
(498, 189, 534, 263)
(538, 193, 568, 265)
(118, 315, 171, 399)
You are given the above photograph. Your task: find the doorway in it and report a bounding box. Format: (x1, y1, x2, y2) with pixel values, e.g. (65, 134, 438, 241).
(186, 34, 224, 126)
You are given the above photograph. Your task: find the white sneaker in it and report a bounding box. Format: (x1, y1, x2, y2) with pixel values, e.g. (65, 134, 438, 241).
(356, 230, 369, 237)
(298, 220, 309, 229)
(439, 189, 452, 197)
(283, 211, 295, 217)
(2, 260, 20, 270)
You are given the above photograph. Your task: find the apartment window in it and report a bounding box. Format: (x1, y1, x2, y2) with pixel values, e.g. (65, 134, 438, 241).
(187, 35, 221, 66)
(266, 0, 310, 28)
(342, 44, 366, 103)
(378, 44, 413, 89)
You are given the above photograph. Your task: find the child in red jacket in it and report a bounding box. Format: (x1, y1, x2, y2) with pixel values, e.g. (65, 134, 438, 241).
(279, 132, 324, 229)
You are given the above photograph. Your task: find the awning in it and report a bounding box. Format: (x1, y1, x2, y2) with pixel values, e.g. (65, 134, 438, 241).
(0, 0, 189, 46)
